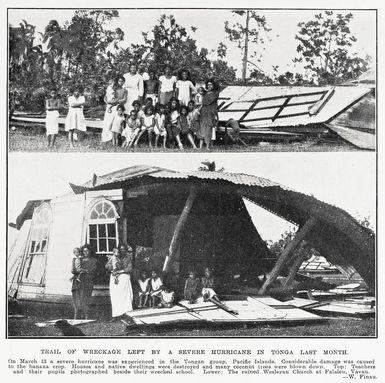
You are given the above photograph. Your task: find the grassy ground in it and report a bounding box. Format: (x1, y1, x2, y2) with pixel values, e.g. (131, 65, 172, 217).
(8, 125, 360, 152)
(8, 301, 375, 338)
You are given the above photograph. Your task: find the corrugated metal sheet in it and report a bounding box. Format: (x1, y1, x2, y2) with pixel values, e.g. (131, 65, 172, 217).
(77, 165, 293, 192)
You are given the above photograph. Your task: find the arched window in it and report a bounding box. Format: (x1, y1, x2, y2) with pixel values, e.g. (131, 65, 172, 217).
(87, 200, 119, 255)
(21, 203, 52, 285)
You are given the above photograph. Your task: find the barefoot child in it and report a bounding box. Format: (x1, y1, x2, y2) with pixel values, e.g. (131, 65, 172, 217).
(184, 270, 201, 304)
(166, 98, 184, 150)
(179, 105, 197, 149)
(154, 104, 167, 148)
(138, 271, 150, 308)
(109, 104, 126, 147)
(187, 100, 200, 137)
(45, 89, 60, 147)
(150, 270, 163, 307)
(122, 110, 141, 148)
(134, 105, 155, 148)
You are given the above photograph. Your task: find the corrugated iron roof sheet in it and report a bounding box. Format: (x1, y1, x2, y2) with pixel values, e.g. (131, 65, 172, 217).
(77, 165, 293, 191)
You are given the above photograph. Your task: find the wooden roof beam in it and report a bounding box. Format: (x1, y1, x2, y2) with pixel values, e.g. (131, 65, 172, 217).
(258, 216, 317, 295)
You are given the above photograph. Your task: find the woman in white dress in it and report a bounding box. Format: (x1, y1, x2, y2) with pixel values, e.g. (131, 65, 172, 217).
(123, 64, 144, 113)
(101, 76, 127, 144)
(65, 87, 86, 148)
(45, 89, 61, 147)
(106, 244, 134, 319)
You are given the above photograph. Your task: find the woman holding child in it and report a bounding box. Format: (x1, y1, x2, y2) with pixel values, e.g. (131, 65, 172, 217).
(106, 244, 134, 319)
(101, 77, 127, 144)
(70, 245, 97, 320)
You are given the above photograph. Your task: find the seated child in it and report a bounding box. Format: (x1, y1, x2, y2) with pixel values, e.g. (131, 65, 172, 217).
(201, 267, 219, 302)
(134, 105, 155, 148)
(225, 118, 241, 143)
(122, 110, 141, 148)
(166, 98, 183, 150)
(159, 285, 175, 308)
(70, 247, 87, 283)
(105, 79, 116, 113)
(184, 270, 201, 304)
(150, 270, 163, 307)
(138, 271, 150, 308)
(154, 104, 167, 148)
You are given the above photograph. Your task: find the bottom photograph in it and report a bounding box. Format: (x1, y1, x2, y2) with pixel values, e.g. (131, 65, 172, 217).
(7, 153, 376, 337)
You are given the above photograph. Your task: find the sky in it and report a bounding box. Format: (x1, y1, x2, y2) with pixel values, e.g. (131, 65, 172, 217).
(8, 8, 376, 77)
(8, 152, 376, 244)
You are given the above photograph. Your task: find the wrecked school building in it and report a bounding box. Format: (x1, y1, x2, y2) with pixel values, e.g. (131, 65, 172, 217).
(8, 165, 375, 313)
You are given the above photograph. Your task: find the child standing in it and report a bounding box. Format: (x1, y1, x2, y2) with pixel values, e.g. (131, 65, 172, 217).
(175, 69, 195, 106)
(65, 86, 86, 148)
(150, 270, 163, 307)
(187, 100, 200, 136)
(166, 98, 184, 150)
(122, 110, 141, 149)
(179, 105, 197, 149)
(134, 105, 155, 148)
(138, 271, 150, 308)
(109, 104, 126, 147)
(184, 270, 201, 304)
(158, 65, 177, 105)
(105, 79, 117, 113)
(45, 89, 61, 147)
(154, 104, 167, 149)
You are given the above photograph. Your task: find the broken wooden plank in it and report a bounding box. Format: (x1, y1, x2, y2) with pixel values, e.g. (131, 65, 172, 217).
(259, 216, 317, 294)
(163, 186, 198, 273)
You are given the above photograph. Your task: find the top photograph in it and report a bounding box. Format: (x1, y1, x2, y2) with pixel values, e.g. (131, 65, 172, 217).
(8, 8, 376, 152)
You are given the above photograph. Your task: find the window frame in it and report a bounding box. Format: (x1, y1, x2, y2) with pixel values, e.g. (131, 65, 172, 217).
(87, 199, 119, 255)
(20, 203, 52, 286)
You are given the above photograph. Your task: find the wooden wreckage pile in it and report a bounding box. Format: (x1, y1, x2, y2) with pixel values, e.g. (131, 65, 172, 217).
(9, 165, 375, 329)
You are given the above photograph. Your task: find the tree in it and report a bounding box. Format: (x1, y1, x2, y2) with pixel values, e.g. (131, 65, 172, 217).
(294, 11, 371, 84)
(43, 10, 124, 104)
(136, 15, 236, 84)
(9, 20, 45, 114)
(224, 11, 271, 82)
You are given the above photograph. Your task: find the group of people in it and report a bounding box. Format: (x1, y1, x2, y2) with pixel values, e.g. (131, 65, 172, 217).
(45, 63, 235, 150)
(101, 64, 221, 150)
(70, 244, 219, 321)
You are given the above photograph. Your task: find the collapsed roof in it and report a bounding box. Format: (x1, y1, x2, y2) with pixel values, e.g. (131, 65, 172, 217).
(64, 165, 375, 290)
